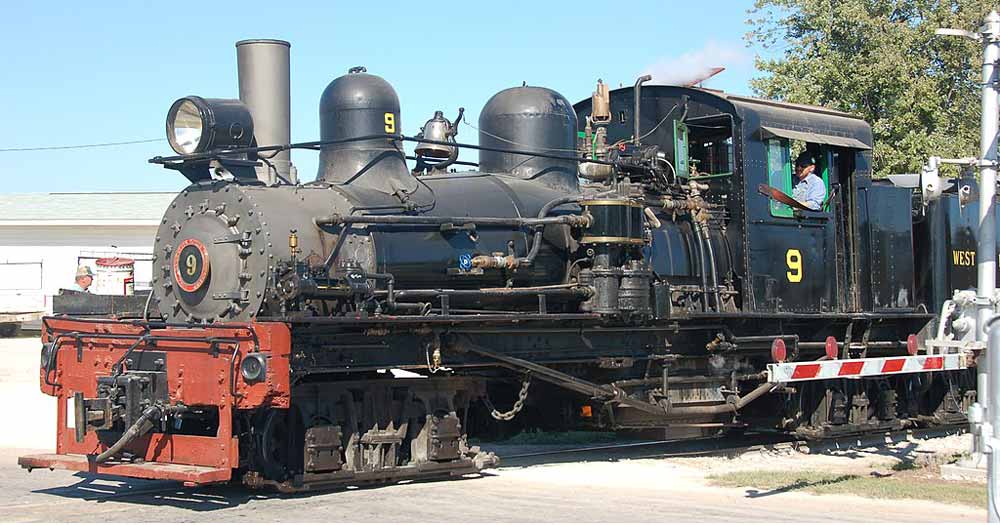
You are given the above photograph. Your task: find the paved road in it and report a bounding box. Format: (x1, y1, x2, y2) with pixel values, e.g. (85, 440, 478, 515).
(0, 447, 983, 523)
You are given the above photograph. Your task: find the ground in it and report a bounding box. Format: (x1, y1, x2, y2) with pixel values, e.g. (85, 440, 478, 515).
(0, 336, 987, 522)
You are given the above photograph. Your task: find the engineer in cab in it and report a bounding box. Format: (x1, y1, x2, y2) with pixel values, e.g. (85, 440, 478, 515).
(792, 153, 827, 211)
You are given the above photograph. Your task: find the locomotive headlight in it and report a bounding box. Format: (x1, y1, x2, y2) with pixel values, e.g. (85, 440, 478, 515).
(240, 352, 268, 383)
(40, 342, 55, 370)
(166, 96, 255, 155)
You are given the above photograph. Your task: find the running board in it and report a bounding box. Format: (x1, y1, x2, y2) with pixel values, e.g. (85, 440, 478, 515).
(18, 453, 231, 485)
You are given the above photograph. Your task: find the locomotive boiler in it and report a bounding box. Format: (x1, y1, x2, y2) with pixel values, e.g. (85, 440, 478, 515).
(155, 69, 587, 324)
(19, 39, 978, 492)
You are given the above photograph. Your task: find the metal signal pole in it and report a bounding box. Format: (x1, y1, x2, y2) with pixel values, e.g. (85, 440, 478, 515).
(980, 13, 1000, 523)
(938, 11, 1000, 521)
(976, 12, 1000, 347)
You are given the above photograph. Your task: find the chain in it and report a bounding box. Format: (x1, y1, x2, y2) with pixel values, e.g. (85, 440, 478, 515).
(483, 375, 531, 421)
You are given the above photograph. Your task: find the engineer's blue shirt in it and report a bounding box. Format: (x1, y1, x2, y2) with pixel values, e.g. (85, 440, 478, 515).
(792, 173, 827, 211)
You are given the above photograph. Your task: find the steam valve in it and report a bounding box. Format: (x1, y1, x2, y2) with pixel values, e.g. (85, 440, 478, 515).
(591, 79, 611, 124)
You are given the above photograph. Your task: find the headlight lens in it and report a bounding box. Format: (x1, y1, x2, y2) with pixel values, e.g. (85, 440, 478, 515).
(240, 353, 267, 383)
(169, 99, 204, 154)
(40, 342, 54, 369)
(165, 96, 254, 155)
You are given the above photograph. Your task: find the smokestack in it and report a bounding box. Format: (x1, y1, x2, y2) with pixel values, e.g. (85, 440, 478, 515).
(236, 39, 295, 184)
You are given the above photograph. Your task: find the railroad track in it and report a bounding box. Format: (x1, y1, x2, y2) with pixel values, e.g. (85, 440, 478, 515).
(497, 424, 966, 465)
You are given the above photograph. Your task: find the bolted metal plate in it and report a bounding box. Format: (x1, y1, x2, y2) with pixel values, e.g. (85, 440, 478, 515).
(152, 182, 377, 323)
(153, 183, 269, 323)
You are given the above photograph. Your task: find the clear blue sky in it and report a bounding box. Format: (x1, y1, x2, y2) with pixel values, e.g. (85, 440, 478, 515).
(0, 1, 764, 193)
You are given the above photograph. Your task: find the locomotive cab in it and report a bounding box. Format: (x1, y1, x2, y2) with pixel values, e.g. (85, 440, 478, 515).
(574, 86, 914, 316)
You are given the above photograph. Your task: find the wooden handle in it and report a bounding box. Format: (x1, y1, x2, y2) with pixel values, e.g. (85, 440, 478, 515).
(757, 184, 812, 211)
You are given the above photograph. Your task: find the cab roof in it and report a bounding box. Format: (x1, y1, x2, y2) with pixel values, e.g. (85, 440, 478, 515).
(596, 85, 874, 150)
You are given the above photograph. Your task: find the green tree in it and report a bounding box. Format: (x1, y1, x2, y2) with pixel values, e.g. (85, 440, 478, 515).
(746, 0, 991, 176)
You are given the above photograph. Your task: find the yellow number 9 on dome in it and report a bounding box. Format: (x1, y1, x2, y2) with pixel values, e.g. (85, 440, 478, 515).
(384, 112, 396, 133)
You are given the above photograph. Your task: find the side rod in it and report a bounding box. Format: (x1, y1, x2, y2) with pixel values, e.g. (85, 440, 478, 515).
(454, 338, 775, 417)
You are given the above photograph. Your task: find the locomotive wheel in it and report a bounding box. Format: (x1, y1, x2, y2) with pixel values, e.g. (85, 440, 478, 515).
(253, 409, 302, 482)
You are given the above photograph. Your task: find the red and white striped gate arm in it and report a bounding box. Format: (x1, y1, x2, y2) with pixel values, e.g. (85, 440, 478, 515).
(766, 353, 973, 383)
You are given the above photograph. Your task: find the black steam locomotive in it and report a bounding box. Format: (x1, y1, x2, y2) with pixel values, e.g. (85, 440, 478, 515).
(21, 40, 978, 491)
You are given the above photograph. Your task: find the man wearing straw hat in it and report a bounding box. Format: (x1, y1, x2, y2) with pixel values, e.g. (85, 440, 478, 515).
(69, 265, 94, 293)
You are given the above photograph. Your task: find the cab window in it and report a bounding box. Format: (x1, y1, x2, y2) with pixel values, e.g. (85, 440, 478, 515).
(767, 138, 793, 218)
(766, 138, 831, 217)
(674, 115, 734, 179)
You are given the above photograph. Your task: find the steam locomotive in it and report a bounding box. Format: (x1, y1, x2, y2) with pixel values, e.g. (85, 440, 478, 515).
(20, 40, 980, 492)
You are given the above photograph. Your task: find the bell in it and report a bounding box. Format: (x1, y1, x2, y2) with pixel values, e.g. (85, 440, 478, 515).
(415, 111, 456, 159)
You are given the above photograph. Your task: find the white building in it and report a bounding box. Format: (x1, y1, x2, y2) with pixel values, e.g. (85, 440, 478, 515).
(0, 192, 176, 316)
